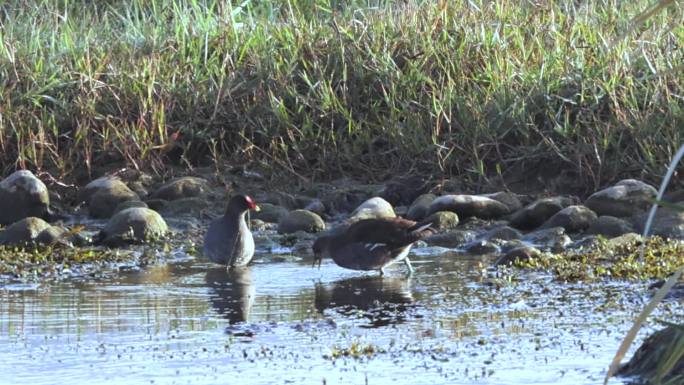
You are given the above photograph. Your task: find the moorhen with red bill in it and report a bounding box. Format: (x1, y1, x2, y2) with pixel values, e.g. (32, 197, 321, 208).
(204, 194, 260, 268)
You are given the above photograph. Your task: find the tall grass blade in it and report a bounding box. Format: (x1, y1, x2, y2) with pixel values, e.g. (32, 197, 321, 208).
(610, 0, 677, 48)
(604, 266, 684, 384)
(656, 328, 684, 383)
(642, 144, 684, 240)
(605, 143, 684, 383)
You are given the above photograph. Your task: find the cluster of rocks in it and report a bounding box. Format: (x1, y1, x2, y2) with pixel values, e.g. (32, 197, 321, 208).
(1, 168, 681, 268)
(0, 171, 202, 247)
(245, 177, 683, 267)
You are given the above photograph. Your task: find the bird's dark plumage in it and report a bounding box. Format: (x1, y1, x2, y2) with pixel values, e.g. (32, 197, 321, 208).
(204, 194, 259, 268)
(312, 217, 434, 275)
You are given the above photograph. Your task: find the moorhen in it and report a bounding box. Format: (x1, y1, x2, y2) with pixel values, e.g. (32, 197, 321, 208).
(312, 217, 434, 275)
(204, 194, 260, 268)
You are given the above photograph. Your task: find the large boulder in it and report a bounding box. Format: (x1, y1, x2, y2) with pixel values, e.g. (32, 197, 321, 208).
(406, 193, 436, 221)
(495, 246, 541, 266)
(151, 176, 209, 200)
(632, 208, 684, 239)
(540, 205, 597, 232)
(82, 176, 140, 219)
(422, 211, 459, 231)
(98, 207, 168, 246)
(252, 203, 289, 224)
(278, 210, 326, 234)
(0, 217, 64, 245)
(0, 170, 50, 225)
(584, 179, 657, 217)
(482, 226, 523, 241)
(521, 227, 571, 251)
(379, 175, 430, 206)
(510, 196, 576, 230)
(482, 191, 524, 213)
(617, 325, 684, 384)
(427, 194, 509, 219)
(425, 230, 477, 248)
(348, 197, 395, 222)
(585, 216, 634, 237)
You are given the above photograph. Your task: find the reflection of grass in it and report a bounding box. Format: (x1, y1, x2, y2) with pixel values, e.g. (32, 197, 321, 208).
(1, 1, 682, 186)
(516, 236, 684, 282)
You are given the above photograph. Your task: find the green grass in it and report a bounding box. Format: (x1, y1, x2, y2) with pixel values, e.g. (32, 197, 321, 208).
(1, 0, 682, 188)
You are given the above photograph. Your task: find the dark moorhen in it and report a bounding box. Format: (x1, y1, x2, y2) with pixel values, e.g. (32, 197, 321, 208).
(204, 194, 260, 268)
(312, 217, 434, 275)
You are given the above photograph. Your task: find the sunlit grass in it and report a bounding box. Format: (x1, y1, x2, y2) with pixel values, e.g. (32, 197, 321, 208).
(0, 0, 682, 185)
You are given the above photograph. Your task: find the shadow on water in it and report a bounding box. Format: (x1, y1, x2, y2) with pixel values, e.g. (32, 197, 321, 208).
(314, 275, 415, 328)
(205, 267, 255, 325)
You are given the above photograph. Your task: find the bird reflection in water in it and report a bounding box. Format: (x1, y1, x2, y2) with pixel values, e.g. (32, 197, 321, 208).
(205, 267, 255, 325)
(315, 275, 415, 328)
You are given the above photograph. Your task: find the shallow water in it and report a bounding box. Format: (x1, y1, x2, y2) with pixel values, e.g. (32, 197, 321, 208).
(0, 245, 670, 385)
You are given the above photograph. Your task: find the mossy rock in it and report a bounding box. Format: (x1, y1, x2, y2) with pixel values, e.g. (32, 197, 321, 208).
(98, 207, 168, 246)
(0, 217, 64, 245)
(0, 170, 50, 225)
(151, 176, 209, 201)
(278, 210, 326, 234)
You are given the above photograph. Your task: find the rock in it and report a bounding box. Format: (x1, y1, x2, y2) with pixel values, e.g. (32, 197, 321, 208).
(0, 170, 50, 225)
(495, 246, 541, 266)
(406, 193, 436, 221)
(250, 219, 276, 232)
(482, 191, 524, 213)
(349, 197, 395, 222)
(482, 226, 523, 241)
(253, 203, 289, 224)
(315, 183, 380, 215)
(379, 175, 430, 206)
(540, 205, 597, 232)
(151, 177, 209, 200)
(394, 205, 408, 217)
(144, 198, 168, 212)
(465, 240, 500, 255)
(98, 207, 168, 246)
(0, 217, 63, 245)
(158, 197, 209, 217)
(510, 196, 576, 230)
(499, 239, 527, 253)
(584, 179, 657, 217)
(568, 235, 603, 251)
(606, 233, 643, 249)
(427, 194, 510, 219)
(521, 227, 571, 251)
(114, 200, 149, 214)
(303, 199, 326, 216)
(632, 208, 684, 239)
(663, 189, 684, 203)
(425, 230, 477, 248)
(278, 210, 326, 234)
(128, 181, 149, 199)
(35, 225, 67, 245)
(83, 176, 139, 219)
(617, 325, 684, 383)
(422, 211, 459, 231)
(585, 216, 634, 237)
